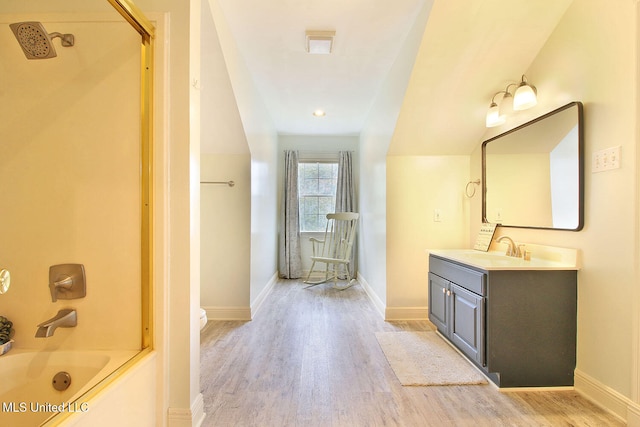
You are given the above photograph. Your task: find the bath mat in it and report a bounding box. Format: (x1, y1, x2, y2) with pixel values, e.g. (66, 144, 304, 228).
(375, 331, 488, 386)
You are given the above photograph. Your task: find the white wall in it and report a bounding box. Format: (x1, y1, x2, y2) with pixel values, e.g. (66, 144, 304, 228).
(200, 154, 251, 318)
(200, 0, 252, 321)
(136, 0, 203, 423)
(470, 0, 639, 419)
(207, 0, 279, 314)
(358, 1, 434, 313)
(63, 353, 158, 427)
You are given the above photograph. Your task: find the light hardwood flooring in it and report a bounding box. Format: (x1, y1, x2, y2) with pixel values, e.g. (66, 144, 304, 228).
(200, 280, 623, 426)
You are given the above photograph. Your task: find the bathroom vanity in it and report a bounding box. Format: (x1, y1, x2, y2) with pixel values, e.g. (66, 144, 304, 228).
(428, 247, 578, 388)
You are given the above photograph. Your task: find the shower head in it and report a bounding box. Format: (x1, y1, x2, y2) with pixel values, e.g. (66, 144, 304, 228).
(9, 22, 75, 60)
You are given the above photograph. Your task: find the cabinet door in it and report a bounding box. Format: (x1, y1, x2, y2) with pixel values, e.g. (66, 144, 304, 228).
(450, 283, 485, 366)
(428, 273, 449, 334)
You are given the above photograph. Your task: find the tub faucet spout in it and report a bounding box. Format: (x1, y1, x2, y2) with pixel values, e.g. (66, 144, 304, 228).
(35, 309, 77, 338)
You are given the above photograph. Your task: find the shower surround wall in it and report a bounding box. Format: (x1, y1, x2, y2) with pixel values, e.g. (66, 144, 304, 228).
(0, 15, 142, 352)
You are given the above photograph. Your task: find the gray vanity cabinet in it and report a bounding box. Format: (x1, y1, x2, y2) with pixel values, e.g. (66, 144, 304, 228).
(428, 258, 486, 366)
(428, 253, 577, 388)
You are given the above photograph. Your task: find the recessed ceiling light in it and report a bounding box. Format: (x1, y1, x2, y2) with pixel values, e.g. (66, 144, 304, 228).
(306, 30, 335, 54)
(312, 109, 326, 117)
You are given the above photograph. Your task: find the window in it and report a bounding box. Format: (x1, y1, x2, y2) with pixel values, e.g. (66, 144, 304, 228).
(298, 162, 338, 232)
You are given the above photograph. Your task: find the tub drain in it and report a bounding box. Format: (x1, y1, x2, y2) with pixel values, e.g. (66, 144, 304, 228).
(52, 371, 71, 391)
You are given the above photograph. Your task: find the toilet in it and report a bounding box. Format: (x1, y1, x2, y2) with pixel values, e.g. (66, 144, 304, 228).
(199, 308, 208, 331)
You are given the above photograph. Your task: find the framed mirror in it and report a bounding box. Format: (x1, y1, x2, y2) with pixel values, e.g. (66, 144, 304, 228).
(482, 101, 584, 231)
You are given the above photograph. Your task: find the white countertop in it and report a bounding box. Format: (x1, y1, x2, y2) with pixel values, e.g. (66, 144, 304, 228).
(429, 247, 580, 271)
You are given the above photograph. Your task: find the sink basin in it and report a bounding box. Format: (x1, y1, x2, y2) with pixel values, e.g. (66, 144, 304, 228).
(429, 247, 579, 271)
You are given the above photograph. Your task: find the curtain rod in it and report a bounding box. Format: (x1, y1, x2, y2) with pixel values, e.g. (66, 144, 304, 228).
(200, 180, 235, 187)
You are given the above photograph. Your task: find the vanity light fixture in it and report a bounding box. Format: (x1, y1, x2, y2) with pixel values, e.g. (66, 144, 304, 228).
(306, 30, 335, 54)
(485, 75, 537, 127)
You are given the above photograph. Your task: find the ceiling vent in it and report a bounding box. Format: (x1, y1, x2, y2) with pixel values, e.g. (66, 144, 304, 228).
(305, 30, 335, 54)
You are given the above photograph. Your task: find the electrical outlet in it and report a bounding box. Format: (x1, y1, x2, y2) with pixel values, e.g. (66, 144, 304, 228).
(433, 209, 442, 222)
(593, 146, 621, 173)
(606, 146, 620, 169)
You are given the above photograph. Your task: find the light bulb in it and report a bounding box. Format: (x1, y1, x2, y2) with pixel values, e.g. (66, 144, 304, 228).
(485, 102, 505, 127)
(513, 82, 537, 110)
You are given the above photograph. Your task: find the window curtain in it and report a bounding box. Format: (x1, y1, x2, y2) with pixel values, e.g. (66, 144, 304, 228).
(335, 151, 355, 213)
(279, 150, 302, 279)
(335, 151, 356, 278)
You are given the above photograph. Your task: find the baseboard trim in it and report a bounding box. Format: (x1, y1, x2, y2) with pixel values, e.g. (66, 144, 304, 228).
(356, 274, 428, 321)
(250, 272, 278, 319)
(574, 368, 637, 424)
(357, 273, 385, 319)
(167, 393, 205, 427)
(204, 306, 251, 321)
(384, 306, 428, 321)
(629, 403, 640, 427)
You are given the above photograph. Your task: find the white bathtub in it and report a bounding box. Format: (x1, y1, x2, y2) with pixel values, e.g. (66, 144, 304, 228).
(0, 349, 138, 426)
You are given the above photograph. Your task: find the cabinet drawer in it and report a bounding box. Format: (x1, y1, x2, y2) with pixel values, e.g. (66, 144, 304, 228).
(430, 255, 486, 295)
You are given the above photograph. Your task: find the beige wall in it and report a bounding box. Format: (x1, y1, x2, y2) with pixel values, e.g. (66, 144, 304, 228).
(365, 0, 639, 421)
(469, 0, 639, 418)
(0, 15, 141, 351)
(386, 156, 470, 317)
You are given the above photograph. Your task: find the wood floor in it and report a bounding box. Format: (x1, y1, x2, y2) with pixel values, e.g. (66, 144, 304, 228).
(200, 280, 623, 426)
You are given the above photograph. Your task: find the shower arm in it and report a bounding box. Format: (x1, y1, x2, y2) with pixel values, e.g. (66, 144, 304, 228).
(48, 32, 75, 47)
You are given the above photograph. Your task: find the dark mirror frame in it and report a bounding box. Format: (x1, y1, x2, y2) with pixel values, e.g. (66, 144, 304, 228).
(482, 101, 584, 231)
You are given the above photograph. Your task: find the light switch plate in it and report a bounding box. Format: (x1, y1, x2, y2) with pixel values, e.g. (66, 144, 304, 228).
(593, 146, 621, 173)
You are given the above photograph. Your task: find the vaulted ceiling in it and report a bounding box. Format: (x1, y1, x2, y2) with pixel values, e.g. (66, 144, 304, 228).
(214, 0, 573, 151)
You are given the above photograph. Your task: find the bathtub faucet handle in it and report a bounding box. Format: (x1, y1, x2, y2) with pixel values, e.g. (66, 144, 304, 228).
(48, 264, 86, 302)
(54, 276, 73, 289)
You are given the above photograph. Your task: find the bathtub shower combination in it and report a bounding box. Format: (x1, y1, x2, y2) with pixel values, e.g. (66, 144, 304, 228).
(0, 3, 157, 424)
(0, 260, 137, 425)
(0, 256, 137, 425)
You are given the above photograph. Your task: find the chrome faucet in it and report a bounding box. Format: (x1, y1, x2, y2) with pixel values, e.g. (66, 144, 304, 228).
(35, 309, 77, 338)
(496, 236, 521, 257)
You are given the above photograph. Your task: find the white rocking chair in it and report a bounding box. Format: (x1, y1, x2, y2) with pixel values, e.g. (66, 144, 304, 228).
(304, 212, 359, 290)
